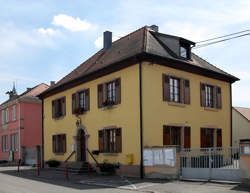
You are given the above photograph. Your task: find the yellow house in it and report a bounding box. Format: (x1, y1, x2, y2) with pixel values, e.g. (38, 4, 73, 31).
(39, 25, 239, 177)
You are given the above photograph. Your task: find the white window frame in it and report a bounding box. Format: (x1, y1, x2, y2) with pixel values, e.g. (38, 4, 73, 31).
(12, 105, 16, 121)
(5, 108, 9, 123)
(1, 110, 5, 125)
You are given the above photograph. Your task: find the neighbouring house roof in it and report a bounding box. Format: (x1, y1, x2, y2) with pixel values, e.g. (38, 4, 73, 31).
(40, 26, 239, 98)
(233, 107, 250, 121)
(0, 83, 49, 108)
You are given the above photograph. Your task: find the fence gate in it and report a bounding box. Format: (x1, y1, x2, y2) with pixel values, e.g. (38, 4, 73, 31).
(180, 147, 240, 182)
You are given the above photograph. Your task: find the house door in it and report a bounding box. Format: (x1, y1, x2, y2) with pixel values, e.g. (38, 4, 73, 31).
(80, 133, 86, 161)
(77, 129, 86, 162)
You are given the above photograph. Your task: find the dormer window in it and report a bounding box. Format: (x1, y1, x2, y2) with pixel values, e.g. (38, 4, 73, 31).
(180, 42, 191, 59)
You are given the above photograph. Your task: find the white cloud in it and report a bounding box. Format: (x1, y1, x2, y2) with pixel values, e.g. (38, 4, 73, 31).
(52, 14, 93, 32)
(94, 34, 124, 49)
(37, 27, 61, 36)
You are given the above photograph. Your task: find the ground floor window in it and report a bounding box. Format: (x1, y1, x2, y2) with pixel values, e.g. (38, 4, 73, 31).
(200, 128, 222, 148)
(98, 128, 122, 153)
(52, 134, 66, 153)
(1, 135, 8, 152)
(10, 133, 18, 152)
(163, 126, 191, 148)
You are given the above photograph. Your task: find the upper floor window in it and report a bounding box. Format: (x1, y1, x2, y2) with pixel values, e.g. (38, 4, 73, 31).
(1, 110, 5, 125)
(72, 89, 90, 114)
(180, 42, 191, 59)
(52, 97, 66, 119)
(170, 77, 180, 103)
(200, 83, 222, 109)
(12, 105, 16, 121)
(98, 78, 121, 108)
(98, 128, 122, 153)
(162, 74, 190, 104)
(5, 108, 9, 123)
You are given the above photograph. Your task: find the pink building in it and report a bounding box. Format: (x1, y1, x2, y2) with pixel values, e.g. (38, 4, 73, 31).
(0, 83, 49, 164)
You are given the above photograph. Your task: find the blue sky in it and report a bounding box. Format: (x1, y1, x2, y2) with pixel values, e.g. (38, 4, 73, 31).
(0, 0, 250, 107)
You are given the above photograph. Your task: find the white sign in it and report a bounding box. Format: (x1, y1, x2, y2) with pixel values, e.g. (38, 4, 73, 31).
(153, 149, 164, 165)
(143, 149, 153, 166)
(71, 144, 75, 152)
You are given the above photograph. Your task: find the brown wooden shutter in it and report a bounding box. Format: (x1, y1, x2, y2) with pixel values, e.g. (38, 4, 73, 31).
(184, 79, 190, 104)
(98, 84, 103, 108)
(216, 87, 222, 109)
(75, 92, 80, 110)
(200, 128, 206, 148)
(115, 78, 121, 104)
(163, 126, 170, 145)
(180, 79, 185, 103)
(162, 74, 170, 101)
(52, 135, 56, 153)
(52, 100, 56, 118)
(217, 129, 222, 147)
(85, 89, 90, 110)
(72, 93, 76, 114)
(200, 83, 206, 107)
(184, 127, 191, 148)
(62, 97, 66, 116)
(62, 134, 66, 153)
(116, 128, 122, 153)
(98, 130, 104, 152)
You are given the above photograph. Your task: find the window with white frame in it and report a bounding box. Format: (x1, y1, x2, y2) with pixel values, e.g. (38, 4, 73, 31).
(1, 110, 5, 125)
(1, 135, 8, 152)
(5, 108, 9, 123)
(10, 133, 18, 152)
(12, 105, 16, 121)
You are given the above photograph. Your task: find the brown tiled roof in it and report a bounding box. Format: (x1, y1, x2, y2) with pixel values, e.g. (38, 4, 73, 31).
(234, 107, 250, 121)
(0, 83, 49, 106)
(43, 26, 239, 96)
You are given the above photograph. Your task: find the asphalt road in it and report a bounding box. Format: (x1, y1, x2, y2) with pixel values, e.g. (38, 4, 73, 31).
(0, 167, 249, 193)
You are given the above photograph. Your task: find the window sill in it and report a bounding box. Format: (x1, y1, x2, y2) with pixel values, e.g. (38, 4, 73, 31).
(102, 153, 119, 156)
(53, 116, 65, 120)
(204, 107, 219, 112)
(54, 152, 65, 155)
(101, 104, 118, 110)
(167, 102, 186, 107)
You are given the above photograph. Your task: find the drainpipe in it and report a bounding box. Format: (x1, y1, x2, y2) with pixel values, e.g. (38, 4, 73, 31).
(230, 84, 232, 147)
(139, 61, 144, 179)
(41, 99, 44, 168)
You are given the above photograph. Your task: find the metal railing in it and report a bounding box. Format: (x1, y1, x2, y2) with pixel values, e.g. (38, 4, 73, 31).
(180, 147, 240, 169)
(64, 151, 76, 163)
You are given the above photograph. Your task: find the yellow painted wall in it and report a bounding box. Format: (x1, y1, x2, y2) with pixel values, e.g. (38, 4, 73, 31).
(44, 64, 141, 165)
(44, 61, 232, 167)
(232, 108, 250, 147)
(142, 62, 231, 148)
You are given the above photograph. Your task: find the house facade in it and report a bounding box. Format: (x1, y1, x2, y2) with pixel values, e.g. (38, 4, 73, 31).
(0, 83, 49, 164)
(40, 26, 238, 177)
(232, 107, 250, 147)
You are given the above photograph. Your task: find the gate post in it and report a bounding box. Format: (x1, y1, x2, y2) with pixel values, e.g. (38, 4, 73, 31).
(208, 148, 212, 181)
(240, 139, 250, 186)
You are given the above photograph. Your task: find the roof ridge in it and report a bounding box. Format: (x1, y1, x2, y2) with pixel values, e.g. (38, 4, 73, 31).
(111, 25, 148, 47)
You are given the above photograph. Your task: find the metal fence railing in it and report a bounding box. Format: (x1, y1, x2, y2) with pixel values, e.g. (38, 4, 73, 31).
(180, 147, 240, 169)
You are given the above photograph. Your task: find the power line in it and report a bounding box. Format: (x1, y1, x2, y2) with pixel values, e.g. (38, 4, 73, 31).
(196, 29, 250, 44)
(193, 33, 250, 49)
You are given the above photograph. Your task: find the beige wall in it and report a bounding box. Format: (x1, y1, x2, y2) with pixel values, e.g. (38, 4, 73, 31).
(232, 108, 250, 147)
(142, 62, 231, 148)
(44, 64, 141, 165)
